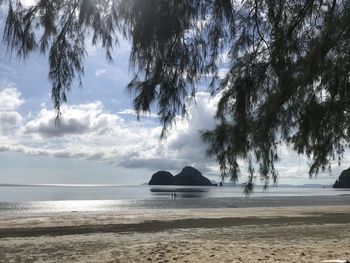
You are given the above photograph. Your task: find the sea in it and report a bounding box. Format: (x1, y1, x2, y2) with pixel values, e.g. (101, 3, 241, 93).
(0, 184, 349, 214)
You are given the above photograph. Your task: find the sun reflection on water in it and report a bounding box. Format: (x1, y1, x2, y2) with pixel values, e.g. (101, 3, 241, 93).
(9, 200, 132, 213)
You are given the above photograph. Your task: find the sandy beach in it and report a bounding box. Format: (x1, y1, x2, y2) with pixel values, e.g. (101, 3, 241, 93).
(0, 205, 349, 262)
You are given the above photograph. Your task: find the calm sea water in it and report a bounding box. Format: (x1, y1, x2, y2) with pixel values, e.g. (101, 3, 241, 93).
(0, 184, 349, 213)
(0, 184, 348, 202)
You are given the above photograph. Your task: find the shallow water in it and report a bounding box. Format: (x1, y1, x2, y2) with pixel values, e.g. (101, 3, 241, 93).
(0, 184, 349, 214)
(0, 184, 348, 202)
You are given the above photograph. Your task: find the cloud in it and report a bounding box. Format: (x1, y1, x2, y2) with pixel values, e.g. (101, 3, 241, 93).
(1, 86, 345, 183)
(0, 87, 24, 111)
(163, 92, 221, 168)
(0, 86, 24, 135)
(0, 86, 221, 174)
(0, 111, 22, 133)
(118, 158, 187, 172)
(95, 69, 107, 77)
(24, 101, 124, 137)
(117, 108, 159, 118)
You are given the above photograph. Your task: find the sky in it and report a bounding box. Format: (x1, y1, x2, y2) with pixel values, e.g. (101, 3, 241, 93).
(0, 4, 348, 186)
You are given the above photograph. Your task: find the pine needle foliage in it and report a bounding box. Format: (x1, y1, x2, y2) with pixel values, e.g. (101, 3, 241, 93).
(2, 0, 350, 189)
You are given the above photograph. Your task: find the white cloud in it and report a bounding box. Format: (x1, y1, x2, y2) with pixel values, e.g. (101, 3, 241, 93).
(117, 108, 158, 118)
(0, 86, 24, 135)
(0, 111, 22, 133)
(21, 0, 36, 7)
(0, 87, 24, 111)
(0, 87, 220, 174)
(0, 86, 346, 183)
(24, 101, 124, 137)
(95, 69, 107, 77)
(164, 92, 218, 167)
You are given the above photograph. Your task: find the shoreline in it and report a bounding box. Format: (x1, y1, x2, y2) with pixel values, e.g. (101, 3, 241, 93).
(1, 194, 350, 213)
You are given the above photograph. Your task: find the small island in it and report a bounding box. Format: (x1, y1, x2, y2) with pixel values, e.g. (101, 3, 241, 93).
(333, 167, 350, 188)
(148, 166, 213, 186)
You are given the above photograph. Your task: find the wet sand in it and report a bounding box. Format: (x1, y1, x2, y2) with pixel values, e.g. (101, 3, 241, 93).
(0, 205, 349, 262)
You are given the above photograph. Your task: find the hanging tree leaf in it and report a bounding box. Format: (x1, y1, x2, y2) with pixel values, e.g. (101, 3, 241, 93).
(2, 0, 350, 191)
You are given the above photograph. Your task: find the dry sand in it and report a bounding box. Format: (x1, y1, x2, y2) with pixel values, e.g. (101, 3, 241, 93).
(0, 205, 349, 262)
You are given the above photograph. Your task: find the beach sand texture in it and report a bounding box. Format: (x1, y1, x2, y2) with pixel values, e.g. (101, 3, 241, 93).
(0, 206, 349, 262)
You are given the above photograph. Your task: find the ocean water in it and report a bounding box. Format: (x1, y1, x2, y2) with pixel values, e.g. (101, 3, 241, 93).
(0, 184, 349, 213)
(0, 184, 348, 202)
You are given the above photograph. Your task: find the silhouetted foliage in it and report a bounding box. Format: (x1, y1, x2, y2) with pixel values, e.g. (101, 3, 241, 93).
(2, 0, 350, 190)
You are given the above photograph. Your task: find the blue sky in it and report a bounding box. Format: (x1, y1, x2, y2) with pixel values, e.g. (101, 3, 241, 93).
(0, 4, 348, 186)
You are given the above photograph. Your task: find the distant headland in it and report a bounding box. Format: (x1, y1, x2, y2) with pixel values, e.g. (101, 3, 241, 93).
(148, 166, 214, 186)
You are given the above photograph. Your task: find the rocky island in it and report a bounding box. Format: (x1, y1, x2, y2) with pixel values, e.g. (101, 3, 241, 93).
(148, 166, 213, 186)
(333, 167, 350, 188)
